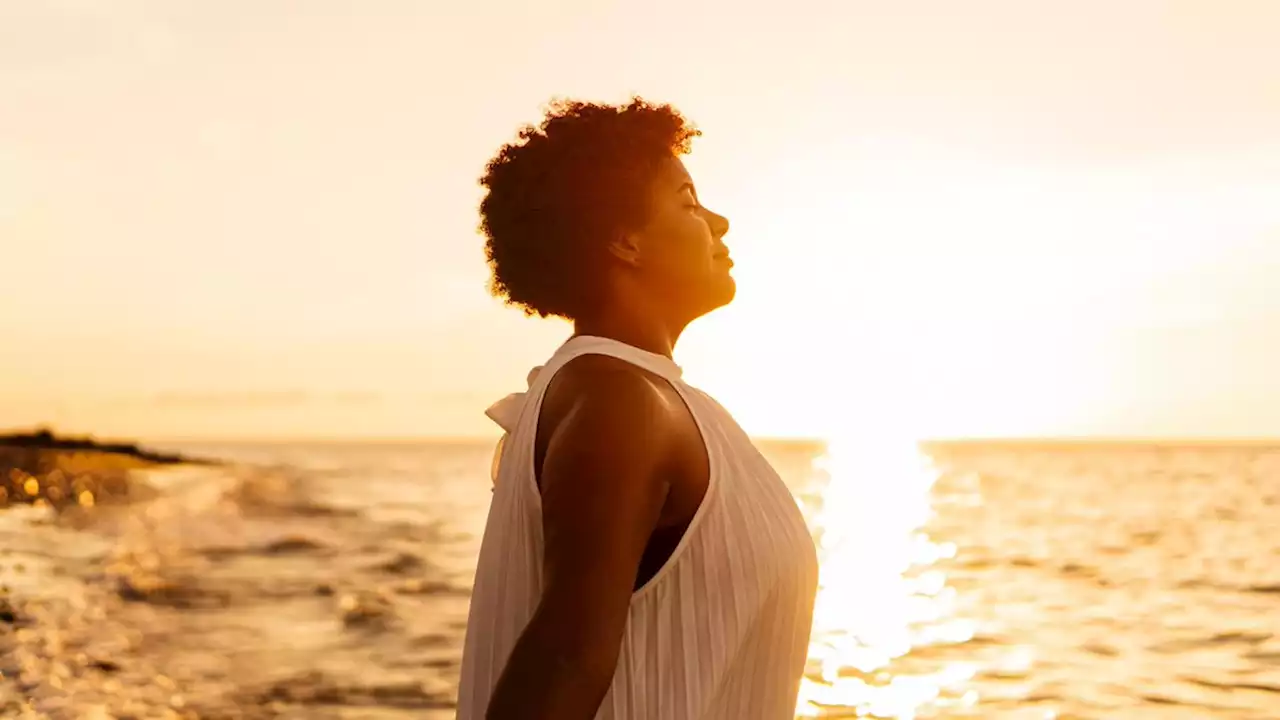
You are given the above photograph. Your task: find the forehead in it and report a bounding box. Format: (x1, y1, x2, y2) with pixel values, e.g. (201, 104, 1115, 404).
(649, 154, 694, 191)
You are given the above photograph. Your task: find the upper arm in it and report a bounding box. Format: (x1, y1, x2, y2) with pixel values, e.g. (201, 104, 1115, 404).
(533, 356, 675, 665)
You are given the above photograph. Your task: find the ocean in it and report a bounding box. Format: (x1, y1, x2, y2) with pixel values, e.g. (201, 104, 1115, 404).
(2, 439, 1278, 719)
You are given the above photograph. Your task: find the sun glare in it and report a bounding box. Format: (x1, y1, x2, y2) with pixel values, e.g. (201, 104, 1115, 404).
(795, 433, 980, 719)
(680, 134, 1278, 442)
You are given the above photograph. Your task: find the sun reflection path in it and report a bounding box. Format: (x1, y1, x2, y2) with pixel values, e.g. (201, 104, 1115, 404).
(795, 436, 979, 719)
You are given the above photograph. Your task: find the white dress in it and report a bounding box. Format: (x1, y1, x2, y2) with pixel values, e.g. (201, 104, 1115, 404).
(457, 336, 818, 719)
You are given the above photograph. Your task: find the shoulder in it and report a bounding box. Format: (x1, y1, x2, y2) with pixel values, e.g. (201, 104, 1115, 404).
(538, 353, 680, 465)
(549, 353, 670, 408)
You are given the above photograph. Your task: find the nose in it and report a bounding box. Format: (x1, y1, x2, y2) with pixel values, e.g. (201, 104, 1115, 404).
(705, 208, 729, 238)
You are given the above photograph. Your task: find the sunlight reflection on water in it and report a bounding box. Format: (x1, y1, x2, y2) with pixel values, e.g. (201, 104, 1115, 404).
(796, 436, 981, 719)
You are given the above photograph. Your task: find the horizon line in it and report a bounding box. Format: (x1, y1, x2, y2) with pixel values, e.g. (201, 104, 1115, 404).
(136, 433, 1280, 447)
(7, 426, 1279, 448)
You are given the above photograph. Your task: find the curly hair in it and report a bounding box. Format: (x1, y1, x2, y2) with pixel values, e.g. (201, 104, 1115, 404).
(478, 97, 701, 320)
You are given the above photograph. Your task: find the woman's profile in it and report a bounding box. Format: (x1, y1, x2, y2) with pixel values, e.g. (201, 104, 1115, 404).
(457, 97, 818, 720)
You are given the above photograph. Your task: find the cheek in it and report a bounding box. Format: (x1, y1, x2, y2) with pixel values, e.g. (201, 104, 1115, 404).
(666, 248, 714, 283)
(641, 213, 714, 279)
(667, 217, 715, 266)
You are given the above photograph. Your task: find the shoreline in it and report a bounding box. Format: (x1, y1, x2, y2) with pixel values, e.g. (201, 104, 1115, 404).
(0, 462, 218, 719)
(0, 451, 461, 720)
(0, 431, 229, 716)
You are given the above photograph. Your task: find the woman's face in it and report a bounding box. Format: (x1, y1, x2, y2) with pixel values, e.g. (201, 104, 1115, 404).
(630, 155, 735, 319)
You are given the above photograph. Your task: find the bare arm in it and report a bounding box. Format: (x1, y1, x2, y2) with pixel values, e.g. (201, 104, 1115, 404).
(486, 357, 674, 720)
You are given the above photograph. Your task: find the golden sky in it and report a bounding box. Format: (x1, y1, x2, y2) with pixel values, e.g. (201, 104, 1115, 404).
(2, 1, 1278, 440)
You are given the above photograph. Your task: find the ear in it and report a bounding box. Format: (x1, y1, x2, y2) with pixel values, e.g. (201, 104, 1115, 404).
(606, 230, 643, 268)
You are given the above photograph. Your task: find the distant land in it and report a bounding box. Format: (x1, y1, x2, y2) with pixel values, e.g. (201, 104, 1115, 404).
(0, 427, 219, 510)
(0, 427, 215, 465)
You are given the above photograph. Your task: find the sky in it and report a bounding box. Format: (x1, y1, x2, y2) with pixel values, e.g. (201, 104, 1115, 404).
(2, 0, 1278, 441)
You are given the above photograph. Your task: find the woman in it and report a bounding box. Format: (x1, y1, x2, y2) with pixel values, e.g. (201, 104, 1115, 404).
(457, 98, 818, 720)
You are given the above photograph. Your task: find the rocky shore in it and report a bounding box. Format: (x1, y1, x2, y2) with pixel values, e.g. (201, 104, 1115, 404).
(1, 428, 214, 512)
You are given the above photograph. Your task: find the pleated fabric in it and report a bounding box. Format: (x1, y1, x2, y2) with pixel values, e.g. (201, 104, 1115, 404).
(457, 336, 818, 720)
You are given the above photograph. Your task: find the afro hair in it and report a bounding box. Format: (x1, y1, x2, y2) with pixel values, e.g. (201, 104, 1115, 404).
(478, 97, 700, 320)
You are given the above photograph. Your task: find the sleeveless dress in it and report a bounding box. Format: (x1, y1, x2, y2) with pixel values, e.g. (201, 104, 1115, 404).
(457, 336, 819, 720)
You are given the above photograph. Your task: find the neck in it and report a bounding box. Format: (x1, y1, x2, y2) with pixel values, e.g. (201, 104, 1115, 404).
(574, 303, 688, 359)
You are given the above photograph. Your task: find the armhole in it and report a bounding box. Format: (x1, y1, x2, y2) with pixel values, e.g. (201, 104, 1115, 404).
(630, 382, 717, 602)
(518, 351, 720, 604)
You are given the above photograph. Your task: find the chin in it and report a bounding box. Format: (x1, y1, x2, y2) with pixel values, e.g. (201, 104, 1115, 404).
(721, 277, 737, 305)
(706, 275, 737, 310)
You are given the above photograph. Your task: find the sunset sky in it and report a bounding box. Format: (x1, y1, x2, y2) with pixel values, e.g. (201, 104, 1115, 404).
(3, 1, 1278, 441)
